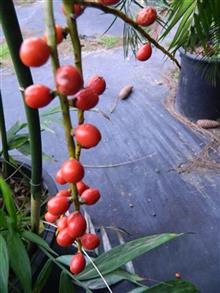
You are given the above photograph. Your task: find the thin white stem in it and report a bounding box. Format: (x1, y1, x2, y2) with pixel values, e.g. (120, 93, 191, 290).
(82, 248, 113, 293)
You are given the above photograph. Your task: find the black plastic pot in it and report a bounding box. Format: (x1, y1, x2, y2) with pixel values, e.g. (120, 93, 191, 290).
(176, 48, 220, 120)
(0, 159, 57, 291)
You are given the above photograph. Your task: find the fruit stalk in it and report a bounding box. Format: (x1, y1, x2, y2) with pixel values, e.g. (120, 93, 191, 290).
(73, 0, 181, 69)
(44, 0, 80, 210)
(0, 91, 10, 178)
(0, 0, 43, 233)
(62, 0, 85, 160)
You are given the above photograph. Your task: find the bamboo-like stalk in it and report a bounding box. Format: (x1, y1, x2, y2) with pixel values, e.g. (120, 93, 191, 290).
(44, 0, 80, 211)
(0, 90, 10, 178)
(0, 0, 42, 233)
(62, 0, 85, 160)
(72, 0, 181, 69)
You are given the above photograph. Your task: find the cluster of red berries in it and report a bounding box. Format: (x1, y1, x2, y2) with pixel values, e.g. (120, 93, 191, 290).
(19, 0, 157, 275)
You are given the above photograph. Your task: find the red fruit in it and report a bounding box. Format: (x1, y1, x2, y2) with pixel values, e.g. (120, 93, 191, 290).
(56, 190, 71, 197)
(55, 169, 66, 185)
(81, 233, 100, 250)
(99, 0, 120, 5)
(61, 159, 84, 183)
(87, 75, 106, 95)
(74, 123, 101, 149)
(81, 188, 100, 205)
(20, 37, 50, 67)
(44, 24, 63, 44)
(74, 88, 99, 111)
(56, 65, 83, 96)
(57, 216, 68, 231)
(56, 228, 74, 247)
(136, 7, 157, 26)
(24, 84, 53, 109)
(44, 212, 58, 223)
(136, 43, 152, 61)
(76, 181, 89, 195)
(47, 196, 69, 216)
(67, 211, 87, 239)
(62, 4, 83, 17)
(70, 253, 86, 274)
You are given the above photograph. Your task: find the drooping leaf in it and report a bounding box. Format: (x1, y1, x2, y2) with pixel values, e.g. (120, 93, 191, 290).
(57, 233, 183, 280)
(142, 279, 198, 293)
(81, 269, 145, 290)
(7, 232, 32, 293)
(8, 134, 29, 150)
(0, 177, 17, 224)
(0, 234, 9, 293)
(59, 271, 75, 293)
(100, 226, 112, 252)
(33, 259, 53, 293)
(21, 230, 57, 256)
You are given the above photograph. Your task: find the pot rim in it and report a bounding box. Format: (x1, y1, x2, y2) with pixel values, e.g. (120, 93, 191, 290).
(179, 47, 220, 64)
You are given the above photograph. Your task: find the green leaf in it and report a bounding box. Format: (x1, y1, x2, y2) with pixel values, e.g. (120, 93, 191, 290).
(0, 177, 17, 224)
(8, 134, 29, 150)
(0, 234, 9, 293)
(7, 121, 27, 142)
(57, 233, 183, 280)
(144, 279, 199, 292)
(33, 259, 53, 293)
(127, 287, 149, 293)
(59, 271, 75, 293)
(7, 232, 32, 293)
(21, 230, 58, 256)
(81, 269, 145, 290)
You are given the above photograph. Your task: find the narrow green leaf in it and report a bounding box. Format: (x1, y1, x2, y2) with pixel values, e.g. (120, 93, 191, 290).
(7, 232, 32, 293)
(7, 121, 27, 142)
(127, 287, 149, 293)
(144, 279, 199, 292)
(59, 271, 75, 293)
(8, 135, 29, 150)
(0, 177, 17, 224)
(0, 234, 9, 293)
(81, 269, 145, 290)
(57, 233, 183, 281)
(33, 259, 53, 293)
(21, 230, 58, 256)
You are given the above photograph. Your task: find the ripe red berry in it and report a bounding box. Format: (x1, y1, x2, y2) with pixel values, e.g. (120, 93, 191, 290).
(136, 43, 152, 61)
(81, 188, 100, 205)
(87, 75, 106, 95)
(57, 216, 68, 231)
(55, 169, 66, 185)
(56, 228, 74, 247)
(74, 88, 99, 111)
(47, 196, 69, 216)
(67, 211, 87, 239)
(44, 24, 63, 44)
(99, 0, 120, 5)
(62, 4, 83, 17)
(56, 65, 83, 96)
(44, 212, 58, 223)
(74, 123, 101, 149)
(76, 181, 89, 195)
(56, 190, 71, 197)
(61, 159, 84, 183)
(24, 84, 53, 109)
(136, 7, 157, 26)
(70, 253, 86, 274)
(20, 37, 50, 67)
(81, 233, 100, 250)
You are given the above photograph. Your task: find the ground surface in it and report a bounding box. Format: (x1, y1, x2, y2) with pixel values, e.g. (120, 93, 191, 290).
(1, 2, 220, 293)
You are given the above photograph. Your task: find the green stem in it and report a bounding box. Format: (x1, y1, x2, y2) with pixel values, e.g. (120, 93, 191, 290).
(44, 0, 80, 210)
(74, 0, 181, 69)
(63, 0, 84, 160)
(0, 0, 42, 233)
(0, 91, 10, 178)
